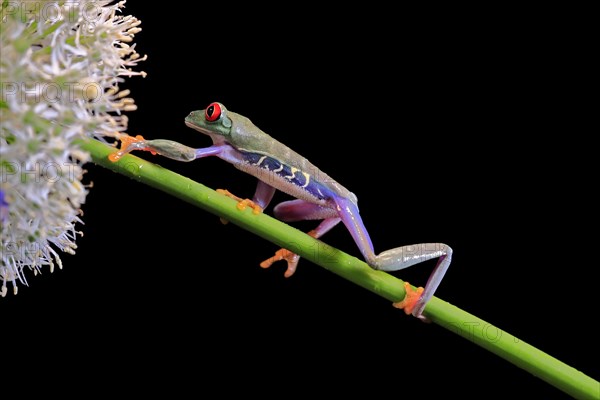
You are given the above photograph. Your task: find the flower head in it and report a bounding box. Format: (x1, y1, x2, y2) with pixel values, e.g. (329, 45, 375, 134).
(0, 0, 146, 296)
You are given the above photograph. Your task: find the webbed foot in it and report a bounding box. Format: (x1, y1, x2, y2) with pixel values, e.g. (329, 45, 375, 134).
(393, 282, 429, 322)
(108, 134, 156, 162)
(260, 248, 301, 278)
(216, 189, 263, 215)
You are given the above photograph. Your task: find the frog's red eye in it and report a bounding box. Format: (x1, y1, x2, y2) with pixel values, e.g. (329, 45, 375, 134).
(205, 102, 222, 122)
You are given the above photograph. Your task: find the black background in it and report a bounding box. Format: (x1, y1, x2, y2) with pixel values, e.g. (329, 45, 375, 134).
(2, 2, 597, 398)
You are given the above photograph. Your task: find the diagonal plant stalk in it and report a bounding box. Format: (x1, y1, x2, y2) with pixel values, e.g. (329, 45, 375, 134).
(77, 138, 599, 400)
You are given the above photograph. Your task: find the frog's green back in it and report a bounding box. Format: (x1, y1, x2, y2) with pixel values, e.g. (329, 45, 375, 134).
(228, 111, 357, 205)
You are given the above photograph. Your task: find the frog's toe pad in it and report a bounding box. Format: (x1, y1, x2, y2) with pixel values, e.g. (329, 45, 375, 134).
(392, 282, 424, 316)
(108, 134, 151, 162)
(260, 248, 300, 278)
(217, 189, 263, 215)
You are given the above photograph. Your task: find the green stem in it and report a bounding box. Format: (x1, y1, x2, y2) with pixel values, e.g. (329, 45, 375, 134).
(77, 138, 599, 400)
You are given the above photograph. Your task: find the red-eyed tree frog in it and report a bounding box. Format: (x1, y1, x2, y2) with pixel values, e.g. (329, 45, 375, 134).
(109, 102, 453, 321)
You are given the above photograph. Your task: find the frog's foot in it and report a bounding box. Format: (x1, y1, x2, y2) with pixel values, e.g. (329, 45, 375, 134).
(259, 229, 317, 278)
(393, 282, 425, 318)
(216, 189, 263, 214)
(260, 248, 300, 278)
(108, 134, 156, 162)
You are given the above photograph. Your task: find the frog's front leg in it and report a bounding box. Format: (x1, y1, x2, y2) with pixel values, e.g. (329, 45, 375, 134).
(216, 181, 275, 223)
(109, 135, 225, 162)
(251, 180, 276, 210)
(260, 199, 341, 278)
(333, 196, 452, 321)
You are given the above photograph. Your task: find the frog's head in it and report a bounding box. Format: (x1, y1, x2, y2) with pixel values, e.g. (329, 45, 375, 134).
(185, 102, 267, 150)
(185, 102, 233, 145)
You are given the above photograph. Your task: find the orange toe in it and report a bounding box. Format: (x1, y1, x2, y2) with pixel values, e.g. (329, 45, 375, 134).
(217, 189, 263, 215)
(392, 282, 424, 315)
(260, 248, 300, 278)
(108, 134, 154, 162)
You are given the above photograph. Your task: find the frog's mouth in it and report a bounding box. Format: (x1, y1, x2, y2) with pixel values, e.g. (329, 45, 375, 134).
(185, 119, 208, 133)
(185, 120, 228, 146)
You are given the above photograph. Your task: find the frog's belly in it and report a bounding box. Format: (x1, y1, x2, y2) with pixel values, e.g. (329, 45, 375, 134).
(235, 153, 336, 206)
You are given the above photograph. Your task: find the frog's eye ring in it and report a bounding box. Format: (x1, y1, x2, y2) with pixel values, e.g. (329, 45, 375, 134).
(205, 102, 222, 122)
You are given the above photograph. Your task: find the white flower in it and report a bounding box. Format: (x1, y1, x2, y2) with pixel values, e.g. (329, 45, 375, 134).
(0, 0, 146, 296)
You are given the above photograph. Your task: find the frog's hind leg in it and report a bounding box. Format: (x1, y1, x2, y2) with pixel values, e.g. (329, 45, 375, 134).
(333, 196, 452, 321)
(260, 199, 340, 278)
